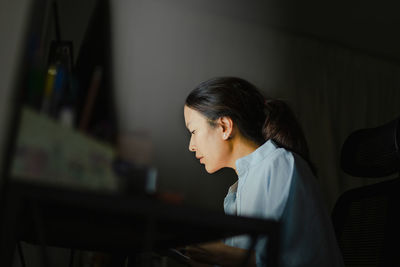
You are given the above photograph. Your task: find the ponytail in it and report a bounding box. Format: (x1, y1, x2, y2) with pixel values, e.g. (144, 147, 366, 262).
(263, 99, 315, 173)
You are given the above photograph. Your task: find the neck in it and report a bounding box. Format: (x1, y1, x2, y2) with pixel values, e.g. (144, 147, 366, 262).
(227, 135, 260, 174)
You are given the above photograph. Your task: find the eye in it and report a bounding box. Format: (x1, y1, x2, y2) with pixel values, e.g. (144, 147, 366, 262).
(191, 130, 196, 135)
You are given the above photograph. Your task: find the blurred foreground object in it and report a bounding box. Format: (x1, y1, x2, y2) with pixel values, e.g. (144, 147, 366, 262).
(112, 158, 157, 195)
(117, 132, 154, 166)
(11, 107, 118, 192)
(114, 132, 158, 194)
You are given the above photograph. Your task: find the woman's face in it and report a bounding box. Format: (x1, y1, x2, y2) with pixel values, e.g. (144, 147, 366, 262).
(184, 105, 229, 173)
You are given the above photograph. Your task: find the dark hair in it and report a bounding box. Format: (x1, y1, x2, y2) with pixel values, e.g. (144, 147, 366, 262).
(185, 77, 312, 165)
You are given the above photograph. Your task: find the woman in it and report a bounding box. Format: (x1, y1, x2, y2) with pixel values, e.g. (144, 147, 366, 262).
(183, 77, 344, 266)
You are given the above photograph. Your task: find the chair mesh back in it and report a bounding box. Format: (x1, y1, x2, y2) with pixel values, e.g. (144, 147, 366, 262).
(341, 118, 400, 177)
(332, 178, 400, 267)
(338, 195, 387, 266)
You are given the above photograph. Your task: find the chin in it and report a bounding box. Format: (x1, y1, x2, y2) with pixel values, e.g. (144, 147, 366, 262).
(204, 164, 220, 174)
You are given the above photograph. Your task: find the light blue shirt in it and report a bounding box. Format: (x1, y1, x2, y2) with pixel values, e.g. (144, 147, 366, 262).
(224, 140, 344, 267)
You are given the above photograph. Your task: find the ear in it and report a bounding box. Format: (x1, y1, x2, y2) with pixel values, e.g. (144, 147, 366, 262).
(218, 116, 234, 140)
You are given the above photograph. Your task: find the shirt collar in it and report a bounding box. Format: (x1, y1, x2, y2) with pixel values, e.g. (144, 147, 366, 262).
(235, 139, 278, 177)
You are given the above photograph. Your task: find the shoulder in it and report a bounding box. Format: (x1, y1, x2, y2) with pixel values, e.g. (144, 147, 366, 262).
(254, 145, 295, 178)
(242, 147, 296, 219)
(245, 145, 296, 198)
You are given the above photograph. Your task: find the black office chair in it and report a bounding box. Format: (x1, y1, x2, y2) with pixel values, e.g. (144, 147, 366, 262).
(332, 116, 400, 267)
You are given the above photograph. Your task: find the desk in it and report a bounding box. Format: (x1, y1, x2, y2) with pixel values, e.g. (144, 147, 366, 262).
(1, 180, 280, 266)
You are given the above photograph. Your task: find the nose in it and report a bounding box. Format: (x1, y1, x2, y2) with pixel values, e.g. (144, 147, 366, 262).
(188, 137, 196, 152)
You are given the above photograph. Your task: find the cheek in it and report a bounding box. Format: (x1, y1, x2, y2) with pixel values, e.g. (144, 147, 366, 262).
(204, 134, 227, 168)
(203, 133, 219, 153)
